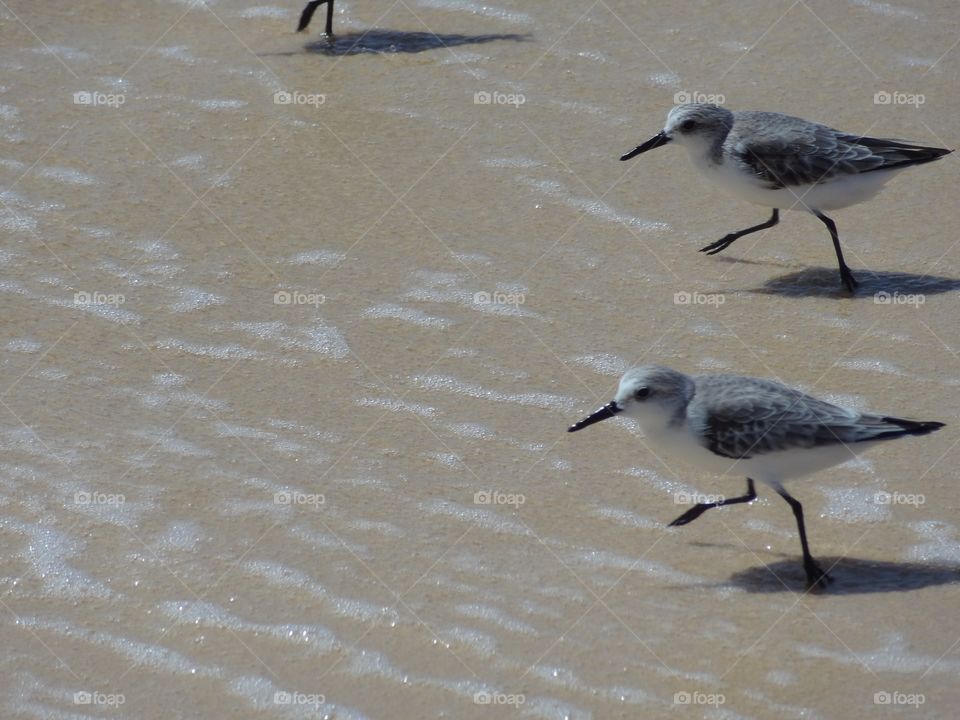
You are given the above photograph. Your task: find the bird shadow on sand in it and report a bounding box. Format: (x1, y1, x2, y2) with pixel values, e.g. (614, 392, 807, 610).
(745, 266, 960, 298)
(727, 557, 960, 595)
(299, 29, 531, 55)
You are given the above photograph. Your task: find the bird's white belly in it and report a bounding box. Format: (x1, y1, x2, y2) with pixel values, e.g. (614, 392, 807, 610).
(645, 425, 750, 478)
(645, 424, 877, 485)
(737, 443, 873, 484)
(693, 152, 901, 212)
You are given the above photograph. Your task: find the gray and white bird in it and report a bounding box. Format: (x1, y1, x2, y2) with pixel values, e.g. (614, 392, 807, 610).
(621, 104, 952, 292)
(568, 365, 945, 589)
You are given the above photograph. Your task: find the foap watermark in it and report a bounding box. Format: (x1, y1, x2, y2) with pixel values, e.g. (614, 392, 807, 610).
(73, 91, 125, 108)
(874, 691, 925, 707)
(674, 90, 725, 105)
(274, 290, 325, 306)
(474, 490, 525, 508)
(274, 691, 326, 709)
(674, 691, 725, 707)
(274, 491, 325, 509)
(74, 290, 125, 307)
(874, 290, 924, 307)
(875, 491, 925, 507)
(473, 290, 525, 307)
(274, 90, 325, 107)
(674, 290, 724, 306)
(874, 91, 925, 108)
(474, 90, 526, 108)
(473, 691, 525, 706)
(674, 491, 724, 506)
(74, 491, 125, 507)
(74, 691, 125, 707)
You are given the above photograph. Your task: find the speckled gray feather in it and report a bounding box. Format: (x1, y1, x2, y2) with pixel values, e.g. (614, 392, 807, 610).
(721, 110, 950, 189)
(686, 373, 934, 459)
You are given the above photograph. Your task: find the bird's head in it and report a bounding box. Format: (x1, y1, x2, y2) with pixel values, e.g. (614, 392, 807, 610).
(621, 103, 733, 160)
(568, 366, 694, 433)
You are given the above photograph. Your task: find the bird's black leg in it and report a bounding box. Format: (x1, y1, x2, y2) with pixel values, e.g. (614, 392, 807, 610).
(814, 211, 857, 293)
(668, 478, 756, 527)
(297, 0, 334, 35)
(774, 485, 831, 590)
(700, 209, 779, 255)
(324, 0, 335, 35)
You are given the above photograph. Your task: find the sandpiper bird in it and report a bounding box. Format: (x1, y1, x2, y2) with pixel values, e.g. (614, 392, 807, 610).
(620, 104, 952, 292)
(298, 0, 336, 35)
(568, 365, 945, 589)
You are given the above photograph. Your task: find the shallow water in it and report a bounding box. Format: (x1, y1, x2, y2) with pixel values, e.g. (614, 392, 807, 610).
(2, 1, 959, 718)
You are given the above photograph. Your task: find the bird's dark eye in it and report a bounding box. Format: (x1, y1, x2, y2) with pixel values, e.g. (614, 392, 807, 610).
(680, 119, 697, 133)
(634, 387, 650, 400)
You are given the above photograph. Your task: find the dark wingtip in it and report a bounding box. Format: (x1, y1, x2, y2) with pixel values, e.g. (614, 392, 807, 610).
(928, 147, 953, 161)
(881, 417, 946, 436)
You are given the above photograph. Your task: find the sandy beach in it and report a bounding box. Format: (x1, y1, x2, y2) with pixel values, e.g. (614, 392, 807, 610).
(1, 1, 959, 718)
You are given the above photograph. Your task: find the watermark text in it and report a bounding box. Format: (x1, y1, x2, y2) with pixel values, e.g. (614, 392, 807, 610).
(474, 691, 525, 706)
(274, 691, 326, 708)
(74, 692, 125, 707)
(874, 91, 924, 108)
(473, 290, 525, 307)
(674, 91, 725, 105)
(674, 491, 724, 506)
(474, 490, 525, 508)
(674, 691, 725, 707)
(874, 290, 924, 307)
(274, 491, 325, 509)
(73, 91, 125, 108)
(874, 691, 925, 707)
(274, 290, 325, 306)
(75, 290, 125, 307)
(274, 90, 325, 107)
(875, 491, 924, 507)
(474, 91, 525, 108)
(674, 290, 724, 306)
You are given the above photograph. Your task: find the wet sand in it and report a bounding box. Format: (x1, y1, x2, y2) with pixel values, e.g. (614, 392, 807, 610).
(1, 1, 959, 718)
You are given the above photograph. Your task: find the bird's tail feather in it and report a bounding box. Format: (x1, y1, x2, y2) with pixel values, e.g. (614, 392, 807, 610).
(856, 138, 953, 171)
(876, 417, 946, 438)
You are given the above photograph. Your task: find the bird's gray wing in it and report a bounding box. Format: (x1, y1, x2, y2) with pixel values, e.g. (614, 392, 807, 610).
(690, 376, 871, 459)
(732, 129, 883, 189)
(727, 112, 886, 189)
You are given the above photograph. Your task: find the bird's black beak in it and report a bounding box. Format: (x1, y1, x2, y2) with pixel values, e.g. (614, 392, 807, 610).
(568, 401, 622, 432)
(620, 131, 671, 161)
